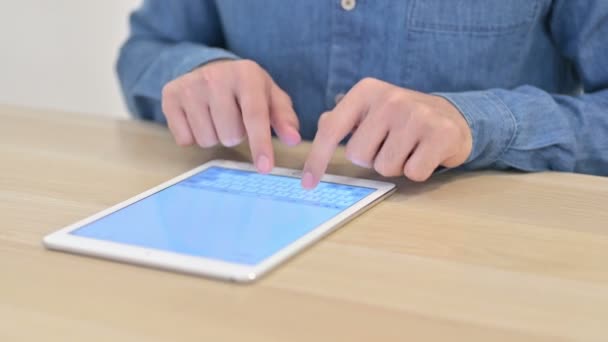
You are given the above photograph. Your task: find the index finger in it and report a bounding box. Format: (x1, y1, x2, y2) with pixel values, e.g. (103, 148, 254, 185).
(302, 94, 368, 189)
(238, 75, 274, 173)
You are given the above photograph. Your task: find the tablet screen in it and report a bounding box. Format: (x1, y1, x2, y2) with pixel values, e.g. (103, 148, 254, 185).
(71, 166, 375, 265)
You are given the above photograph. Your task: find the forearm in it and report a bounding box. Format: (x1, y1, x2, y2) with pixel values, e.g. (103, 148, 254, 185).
(115, 0, 238, 122)
(117, 40, 237, 122)
(437, 86, 608, 175)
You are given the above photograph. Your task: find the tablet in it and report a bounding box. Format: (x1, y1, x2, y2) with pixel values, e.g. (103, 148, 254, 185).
(43, 160, 395, 283)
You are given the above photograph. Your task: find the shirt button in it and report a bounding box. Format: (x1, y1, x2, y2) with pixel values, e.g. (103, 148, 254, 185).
(341, 0, 356, 11)
(334, 93, 345, 105)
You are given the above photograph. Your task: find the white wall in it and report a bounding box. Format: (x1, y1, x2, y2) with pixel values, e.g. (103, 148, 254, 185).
(0, 0, 141, 118)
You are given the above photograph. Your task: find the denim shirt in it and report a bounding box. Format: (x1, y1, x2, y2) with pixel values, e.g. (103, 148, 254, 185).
(117, 0, 608, 176)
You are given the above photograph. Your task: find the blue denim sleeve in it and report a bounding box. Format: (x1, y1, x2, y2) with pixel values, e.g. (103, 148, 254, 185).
(436, 1, 608, 176)
(116, 0, 238, 122)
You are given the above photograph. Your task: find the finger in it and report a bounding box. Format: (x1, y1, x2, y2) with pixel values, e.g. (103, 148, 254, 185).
(168, 108, 196, 147)
(162, 83, 194, 146)
(208, 88, 246, 147)
(302, 94, 368, 189)
(270, 84, 301, 146)
(238, 75, 274, 173)
(162, 91, 194, 146)
(439, 131, 466, 168)
(345, 114, 389, 168)
(373, 113, 421, 177)
(403, 139, 442, 182)
(182, 92, 219, 148)
(373, 130, 417, 177)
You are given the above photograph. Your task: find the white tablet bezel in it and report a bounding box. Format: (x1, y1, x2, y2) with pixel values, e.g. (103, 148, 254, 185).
(43, 159, 395, 283)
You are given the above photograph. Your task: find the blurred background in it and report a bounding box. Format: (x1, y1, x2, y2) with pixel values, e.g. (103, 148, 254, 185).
(0, 0, 141, 118)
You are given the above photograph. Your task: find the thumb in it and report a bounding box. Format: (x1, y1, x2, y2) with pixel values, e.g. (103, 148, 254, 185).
(270, 84, 301, 146)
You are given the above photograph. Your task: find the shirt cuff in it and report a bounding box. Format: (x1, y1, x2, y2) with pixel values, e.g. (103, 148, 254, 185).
(433, 90, 518, 169)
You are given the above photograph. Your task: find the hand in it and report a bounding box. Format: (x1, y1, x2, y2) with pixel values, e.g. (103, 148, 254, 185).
(161, 59, 301, 173)
(302, 78, 472, 189)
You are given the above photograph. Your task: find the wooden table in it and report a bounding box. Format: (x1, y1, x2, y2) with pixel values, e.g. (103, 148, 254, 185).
(1, 104, 608, 341)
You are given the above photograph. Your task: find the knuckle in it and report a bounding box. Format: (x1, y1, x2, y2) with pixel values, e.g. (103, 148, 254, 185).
(344, 142, 357, 161)
(374, 162, 390, 177)
(436, 117, 458, 137)
(179, 82, 198, 101)
(411, 101, 433, 117)
(408, 106, 432, 130)
(274, 88, 293, 107)
(233, 133, 247, 146)
(175, 134, 194, 147)
(316, 112, 337, 140)
(237, 59, 260, 70)
(359, 77, 379, 89)
(161, 81, 177, 99)
(219, 132, 245, 148)
(237, 67, 268, 90)
(409, 106, 458, 141)
(190, 126, 219, 149)
(197, 136, 218, 149)
(198, 68, 222, 87)
(378, 93, 404, 118)
(236, 60, 264, 79)
(242, 103, 264, 120)
(432, 119, 458, 145)
(345, 143, 368, 167)
(160, 100, 173, 118)
(284, 94, 294, 107)
(373, 158, 395, 177)
(404, 164, 429, 182)
(196, 63, 235, 89)
(317, 111, 330, 125)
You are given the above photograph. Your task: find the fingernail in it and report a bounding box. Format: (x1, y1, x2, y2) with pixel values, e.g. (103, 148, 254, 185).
(302, 171, 315, 189)
(256, 154, 271, 173)
(349, 157, 371, 168)
(224, 136, 244, 147)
